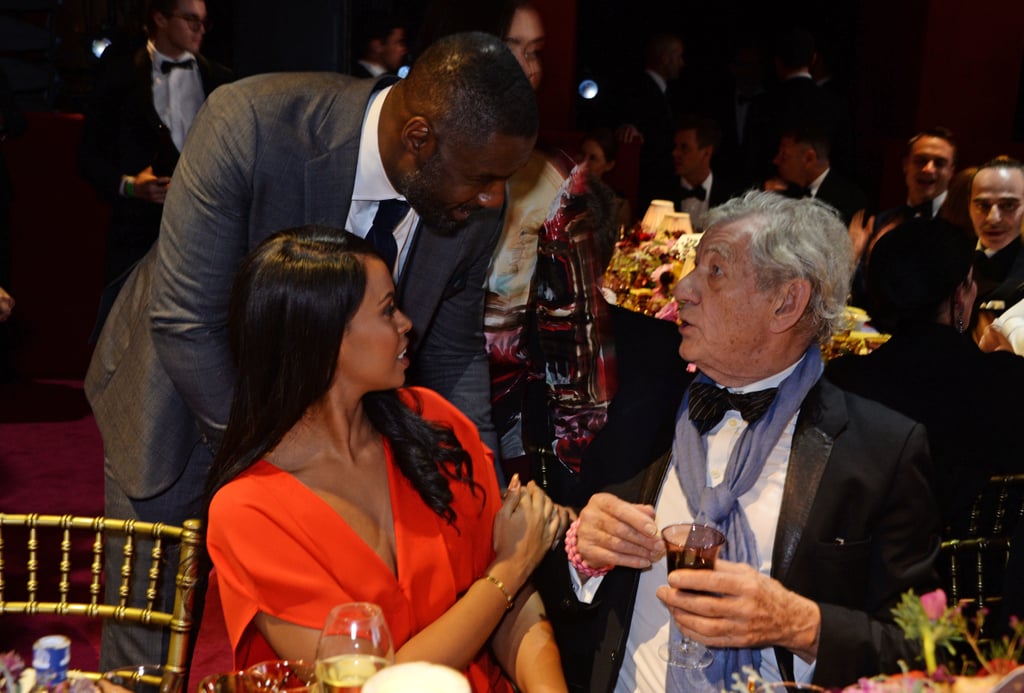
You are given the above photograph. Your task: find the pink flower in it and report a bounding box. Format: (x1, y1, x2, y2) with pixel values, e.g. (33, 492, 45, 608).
(920, 589, 947, 622)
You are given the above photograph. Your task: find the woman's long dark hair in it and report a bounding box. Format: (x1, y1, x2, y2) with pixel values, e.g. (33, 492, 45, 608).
(203, 226, 477, 524)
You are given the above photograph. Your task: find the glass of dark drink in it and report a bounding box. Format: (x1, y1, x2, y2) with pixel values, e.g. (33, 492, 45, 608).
(658, 523, 726, 670)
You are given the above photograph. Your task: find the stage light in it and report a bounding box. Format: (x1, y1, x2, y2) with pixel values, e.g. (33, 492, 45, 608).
(578, 79, 599, 99)
(92, 37, 111, 58)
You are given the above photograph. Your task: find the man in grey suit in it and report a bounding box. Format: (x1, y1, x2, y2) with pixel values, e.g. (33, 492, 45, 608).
(85, 32, 538, 668)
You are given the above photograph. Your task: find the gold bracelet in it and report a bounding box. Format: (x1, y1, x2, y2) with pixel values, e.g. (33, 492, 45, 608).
(483, 574, 514, 611)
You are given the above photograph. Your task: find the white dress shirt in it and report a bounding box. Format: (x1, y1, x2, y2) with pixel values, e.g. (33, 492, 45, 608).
(346, 85, 418, 280)
(680, 172, 713, 232)
(807, 168, 829, 199)
(149, 41, 204, 153)
(573, 361, 818, 692)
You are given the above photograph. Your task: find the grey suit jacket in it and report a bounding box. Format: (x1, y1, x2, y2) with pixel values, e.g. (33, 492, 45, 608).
(86, 72, 503, 498)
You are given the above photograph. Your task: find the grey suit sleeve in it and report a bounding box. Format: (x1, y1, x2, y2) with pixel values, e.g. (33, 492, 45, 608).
(149, 85, 255, 450)
(813, 422, 941, 686)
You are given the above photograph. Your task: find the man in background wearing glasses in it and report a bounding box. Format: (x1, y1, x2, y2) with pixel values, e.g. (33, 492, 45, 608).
(79, 0, 232, 316)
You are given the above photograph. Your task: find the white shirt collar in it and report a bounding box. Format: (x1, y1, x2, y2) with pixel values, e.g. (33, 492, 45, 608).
(352, 85, 403, 202)
(681, 171, 713, 192)
(148, 40, 195, 74)
(906, 190, 948, 215)
(357, 60, 387, 78)
(808, 167, 830, 198)
(645, 69, 668, 94)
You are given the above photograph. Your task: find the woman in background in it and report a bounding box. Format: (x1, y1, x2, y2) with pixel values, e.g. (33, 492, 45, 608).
(205, 227, 567, 692)
(827, 217, 1024, 533)
(579, 127, 633, 232)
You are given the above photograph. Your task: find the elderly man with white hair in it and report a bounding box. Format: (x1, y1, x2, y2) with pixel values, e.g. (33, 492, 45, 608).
(539, 191, 941, 693)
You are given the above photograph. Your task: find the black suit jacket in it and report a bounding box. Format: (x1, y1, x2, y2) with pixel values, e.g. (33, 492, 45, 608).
(827, 322, 1024, 533)
(974, 237, 1024, 321)
(538, 377, 940, 692)
(620, 72, 678, 212)
(814, 168, 866, 225)
(78, 45, 233, 282)
(745, 76, 843, 181)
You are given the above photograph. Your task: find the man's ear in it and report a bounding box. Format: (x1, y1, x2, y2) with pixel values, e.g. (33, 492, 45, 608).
(770, 278, 812, 333)
(153, 11, 168, 32)
(401, 116, 435, 165)
(803, 146, 817, 168)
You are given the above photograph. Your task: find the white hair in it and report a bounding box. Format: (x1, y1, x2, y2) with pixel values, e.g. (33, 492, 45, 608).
(704, 190, 854, 343)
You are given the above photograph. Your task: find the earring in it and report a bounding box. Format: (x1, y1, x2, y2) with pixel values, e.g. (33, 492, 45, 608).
(956, 312, 965, 334)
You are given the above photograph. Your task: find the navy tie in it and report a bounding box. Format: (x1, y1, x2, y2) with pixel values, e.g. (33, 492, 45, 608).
(367, 199, 409, 272)
(687, 381, 778, 434)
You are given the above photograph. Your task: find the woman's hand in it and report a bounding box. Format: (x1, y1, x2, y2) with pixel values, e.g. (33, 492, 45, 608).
(490, 475, 561, 591)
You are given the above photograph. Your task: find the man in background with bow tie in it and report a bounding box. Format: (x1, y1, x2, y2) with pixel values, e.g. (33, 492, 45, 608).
(86, 32, 536, 671)
(766, 126, 865, 225)
(539, 191, 939, 692)
(79, 0, 232, 290)
(671, 114, 734, 232)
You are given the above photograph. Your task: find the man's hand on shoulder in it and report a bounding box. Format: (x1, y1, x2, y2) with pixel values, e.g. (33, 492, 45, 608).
(656, 559, 822, 663)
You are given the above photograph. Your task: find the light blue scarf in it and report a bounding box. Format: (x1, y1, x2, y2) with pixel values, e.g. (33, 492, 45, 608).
(667, 346, 822, 692)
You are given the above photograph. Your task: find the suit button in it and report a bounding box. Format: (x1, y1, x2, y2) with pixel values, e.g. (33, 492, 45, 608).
(561, 598, 573, 608)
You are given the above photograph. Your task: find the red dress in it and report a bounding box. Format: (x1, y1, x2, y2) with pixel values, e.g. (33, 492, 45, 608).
(207, 387, 510, 692)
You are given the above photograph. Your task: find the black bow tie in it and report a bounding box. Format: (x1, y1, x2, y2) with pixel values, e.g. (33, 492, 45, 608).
(161, 58, 196, 74)
(688, 381, 778, 434)
(680, 185, 707, 202)
(905, 202, 933, 220)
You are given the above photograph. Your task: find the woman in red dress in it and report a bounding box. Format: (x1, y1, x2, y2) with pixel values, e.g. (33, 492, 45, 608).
(205, 226, 567, 692)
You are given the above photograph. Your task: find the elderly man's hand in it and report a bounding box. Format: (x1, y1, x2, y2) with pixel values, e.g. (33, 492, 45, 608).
(575, 492, 664, 571)
(655, 559, 821, 663)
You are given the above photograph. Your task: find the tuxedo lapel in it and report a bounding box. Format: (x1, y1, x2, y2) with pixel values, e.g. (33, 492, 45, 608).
(770, 378, 847, 681)
(771, 379, 847, 585)
(132, 49, 164, 135)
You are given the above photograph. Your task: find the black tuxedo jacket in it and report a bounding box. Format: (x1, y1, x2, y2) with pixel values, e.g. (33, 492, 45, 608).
(537, 377, 940, 692)
(620, 72, 678, 212)
(78, 45, 233, 282)
(974, 237, 1024, 319)
(745, 76, 842, 180)
(827, 322, 1024, 533)
(814, 169, 866, 225)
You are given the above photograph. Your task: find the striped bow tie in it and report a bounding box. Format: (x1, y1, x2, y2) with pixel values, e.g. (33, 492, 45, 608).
(687, 381, 778, 434)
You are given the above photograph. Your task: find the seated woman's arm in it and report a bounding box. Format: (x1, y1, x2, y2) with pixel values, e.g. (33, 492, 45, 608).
(252, 481, 565, 687)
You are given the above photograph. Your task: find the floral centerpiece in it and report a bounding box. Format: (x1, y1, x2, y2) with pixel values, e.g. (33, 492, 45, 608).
(0, 652, 35, 693)
(843, 588, 1024, 692)
(728, 589, 1024, 693)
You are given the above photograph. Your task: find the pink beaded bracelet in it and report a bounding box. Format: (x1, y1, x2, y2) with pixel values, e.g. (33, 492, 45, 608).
(564, 516, 612, 578)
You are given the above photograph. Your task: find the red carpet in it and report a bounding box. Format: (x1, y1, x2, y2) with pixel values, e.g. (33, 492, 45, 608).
(0, 378, 232, 681)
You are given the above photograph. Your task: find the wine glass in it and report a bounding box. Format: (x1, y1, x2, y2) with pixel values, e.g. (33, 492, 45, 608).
(244, 659, 318, 692)
(315, 602, 394, 693)
(658, 523, 726, 670)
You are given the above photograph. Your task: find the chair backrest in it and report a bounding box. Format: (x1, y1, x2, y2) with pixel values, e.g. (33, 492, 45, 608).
(939, 474, 1024, 612)
(0, 514, 202, 681)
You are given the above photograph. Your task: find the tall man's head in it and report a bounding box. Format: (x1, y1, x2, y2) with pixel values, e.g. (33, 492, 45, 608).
(772, 126, 830, 188)
(644, 33, 684, 81)
(672, 115, 721, 187)
(971, 156, 1024, 252)
(903, 127, 956, 207)
(675, 191, 852, 386)
(146, 0, 208, 57)
(380, 32, 537, 233)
